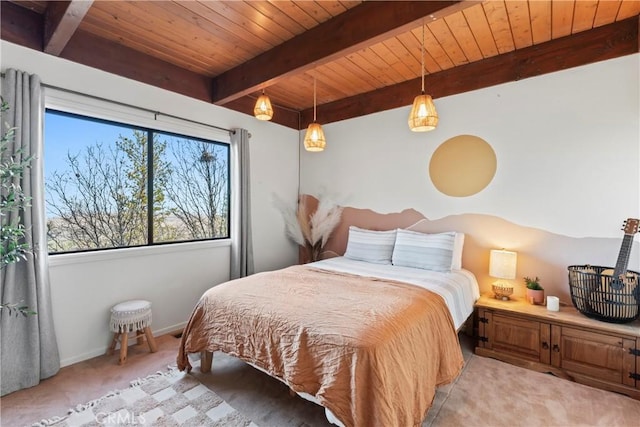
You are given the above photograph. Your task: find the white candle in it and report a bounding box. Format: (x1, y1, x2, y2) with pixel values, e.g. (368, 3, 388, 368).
(547, 296, 560, 312)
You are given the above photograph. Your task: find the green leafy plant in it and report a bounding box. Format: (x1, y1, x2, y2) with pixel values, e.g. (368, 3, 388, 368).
(0, 97, 36, 317)
(524, 276, 544, 291)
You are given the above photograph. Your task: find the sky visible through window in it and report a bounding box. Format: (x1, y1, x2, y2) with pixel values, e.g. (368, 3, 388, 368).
(44, 110, 230, 252)
(45, 111, 140, 222)
(45, 112, 126, 181)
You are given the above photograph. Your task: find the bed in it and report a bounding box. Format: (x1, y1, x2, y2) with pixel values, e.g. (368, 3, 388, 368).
(177, 250, 480, 427)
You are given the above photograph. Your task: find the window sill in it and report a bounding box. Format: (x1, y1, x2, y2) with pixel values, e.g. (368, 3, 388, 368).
(48, 239, 231, 267)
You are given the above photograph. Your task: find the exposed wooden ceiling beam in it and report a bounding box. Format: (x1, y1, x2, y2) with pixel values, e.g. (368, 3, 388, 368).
(211, 1, 477, 105)
(43, 0, 93, 56)
(0, 2, 300, 129)
(62, 29, 301, 128)
(301, 17, 640, 129)
(2, 3, 210, 103)
(222, 96, 300, 130)
(61, 29, 213, 102)
(0, 1, 43, 51)
(2, 2, 636, 132)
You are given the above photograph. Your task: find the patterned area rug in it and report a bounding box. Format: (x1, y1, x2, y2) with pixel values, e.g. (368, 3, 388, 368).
(32, 367, 259, 427)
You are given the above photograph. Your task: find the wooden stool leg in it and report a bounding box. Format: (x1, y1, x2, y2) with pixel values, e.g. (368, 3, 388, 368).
(136, 329, 145, 345)
(143, 326, 157, 353)
(107, 332, 119, 356)
(119, 332, 128, 365)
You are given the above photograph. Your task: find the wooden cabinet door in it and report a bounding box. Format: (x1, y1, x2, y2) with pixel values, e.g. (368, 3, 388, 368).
(477, 308, 490, 349)
(559, 326, 627, 384)
(622, 338, 638, 389)
(637, 337, 640, 390)
(489, 312, 549, 362)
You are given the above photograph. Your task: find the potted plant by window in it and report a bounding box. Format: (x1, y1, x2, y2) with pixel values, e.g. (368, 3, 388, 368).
(524, 276, 545, 305)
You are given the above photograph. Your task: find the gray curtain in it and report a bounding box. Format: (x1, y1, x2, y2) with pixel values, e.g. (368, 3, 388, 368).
(230, 128, 254, 279)
(1, 69, 60, 396)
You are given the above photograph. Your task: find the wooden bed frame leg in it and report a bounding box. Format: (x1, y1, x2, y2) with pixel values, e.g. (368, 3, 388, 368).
(200, 351, 213, 373)
(462, 316, 474, 337)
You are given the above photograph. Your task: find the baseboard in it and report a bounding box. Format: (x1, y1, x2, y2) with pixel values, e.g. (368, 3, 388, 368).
(60, 321, 187, 367)
(153, 322, 187, 337)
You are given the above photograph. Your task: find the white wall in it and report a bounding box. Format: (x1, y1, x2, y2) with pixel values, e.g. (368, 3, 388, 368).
(1, 41, 300, 365)
(300, 54, 640, 287)
(301, 54, 639, 240)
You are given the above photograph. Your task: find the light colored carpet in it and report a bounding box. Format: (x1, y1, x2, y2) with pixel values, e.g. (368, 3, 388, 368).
(426, 355, 640, 427)
(195, 350, 640, 427)
(31, 346, 640, 427)
(32, 367, 259, 427)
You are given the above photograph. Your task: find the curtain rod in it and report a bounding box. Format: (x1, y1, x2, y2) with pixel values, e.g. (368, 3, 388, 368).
(1, 71, 233, 134)
(2, 72, 232, 134)
(39, 83, 234, 135)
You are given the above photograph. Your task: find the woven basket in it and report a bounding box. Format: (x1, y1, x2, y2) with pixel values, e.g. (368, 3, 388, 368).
(568, 265, 640, 323)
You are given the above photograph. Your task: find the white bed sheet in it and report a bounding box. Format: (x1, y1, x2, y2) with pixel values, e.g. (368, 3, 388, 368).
(309, 256, 480, 330)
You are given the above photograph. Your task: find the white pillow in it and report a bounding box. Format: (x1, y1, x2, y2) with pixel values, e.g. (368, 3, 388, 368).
(344, 226, 397, 265)
(452, 232, 465, 270)
(392, 229, 456, 272)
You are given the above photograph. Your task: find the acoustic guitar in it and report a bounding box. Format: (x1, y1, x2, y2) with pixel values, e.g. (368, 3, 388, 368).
(587, 218, 639, 320)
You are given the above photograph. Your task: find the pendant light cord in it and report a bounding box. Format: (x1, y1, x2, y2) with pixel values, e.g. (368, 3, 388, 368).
(313, 75, 317, 122)
(421, 23, 425, 94)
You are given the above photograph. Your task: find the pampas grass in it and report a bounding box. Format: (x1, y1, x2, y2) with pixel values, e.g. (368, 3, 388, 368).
(272, 193, 343, 261)
(310, 197, 342, 248)
(272, 193, 305, 246)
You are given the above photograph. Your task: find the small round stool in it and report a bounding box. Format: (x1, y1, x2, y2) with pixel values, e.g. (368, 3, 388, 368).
(107, 300, 158, 365)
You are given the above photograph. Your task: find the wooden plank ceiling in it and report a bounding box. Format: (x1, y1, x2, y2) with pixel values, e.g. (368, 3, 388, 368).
(2, 1, 639, 130)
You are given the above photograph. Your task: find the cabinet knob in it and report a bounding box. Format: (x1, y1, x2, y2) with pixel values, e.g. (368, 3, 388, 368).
(542, 341, 549, 350)
(553, 344, 560, 352)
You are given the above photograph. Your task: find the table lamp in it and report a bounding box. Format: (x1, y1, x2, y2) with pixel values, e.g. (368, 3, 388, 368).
(490, 249, 517, 300)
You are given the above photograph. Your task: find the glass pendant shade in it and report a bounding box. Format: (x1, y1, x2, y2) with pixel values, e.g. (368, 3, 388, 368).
(253, 93, 273, 121)
(303, 122, 326, 152)
(408, 93, 438, 132)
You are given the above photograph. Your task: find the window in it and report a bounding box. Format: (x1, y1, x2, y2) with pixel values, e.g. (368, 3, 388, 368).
(44, 110, 230, 254)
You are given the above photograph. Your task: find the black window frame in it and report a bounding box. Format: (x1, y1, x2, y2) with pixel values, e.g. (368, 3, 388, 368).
(44, 108, 231, 255)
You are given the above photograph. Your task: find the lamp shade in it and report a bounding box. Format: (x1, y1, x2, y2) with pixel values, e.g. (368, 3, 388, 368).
(489, 249, 517, 279)
(408, 93, 438, 132)
(304, 122, 326, 152)
(253, 93, 273, 121)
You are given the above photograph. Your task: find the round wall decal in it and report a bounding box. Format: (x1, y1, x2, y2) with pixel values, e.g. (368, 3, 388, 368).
(429, 135, 496, 197)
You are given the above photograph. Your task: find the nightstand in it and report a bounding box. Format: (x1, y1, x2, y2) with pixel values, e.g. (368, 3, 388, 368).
(474, 294, 640, 400)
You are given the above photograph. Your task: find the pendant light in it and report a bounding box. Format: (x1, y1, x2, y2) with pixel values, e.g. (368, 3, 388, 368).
(303, 75, 326, 152)
(253, 90, 273, 121)
(408, 23, 438, 132)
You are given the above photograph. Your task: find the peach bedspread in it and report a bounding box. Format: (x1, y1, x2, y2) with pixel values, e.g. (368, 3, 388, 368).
(177, 265, 463, 427)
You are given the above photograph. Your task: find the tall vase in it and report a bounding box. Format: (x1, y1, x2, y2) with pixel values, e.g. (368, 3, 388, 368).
(308, 241, 322, 263)
(300, 242, 322, 264)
